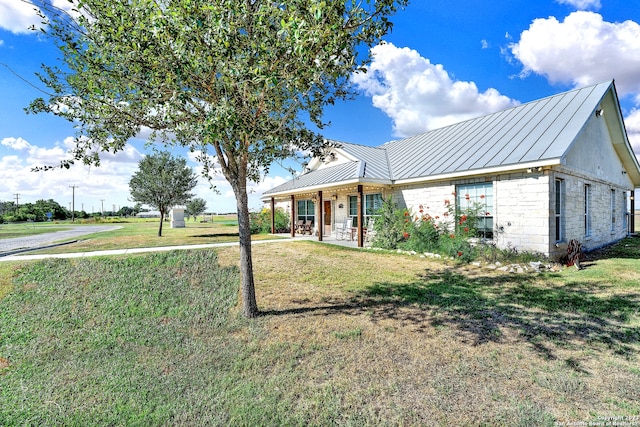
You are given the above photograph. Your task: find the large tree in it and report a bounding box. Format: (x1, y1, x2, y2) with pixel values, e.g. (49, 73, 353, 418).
(129, 151, 198, 237)
(28, 0, 408, 317)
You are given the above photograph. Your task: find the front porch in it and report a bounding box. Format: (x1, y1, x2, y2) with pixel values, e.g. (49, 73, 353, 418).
(265, 183, 386, 248)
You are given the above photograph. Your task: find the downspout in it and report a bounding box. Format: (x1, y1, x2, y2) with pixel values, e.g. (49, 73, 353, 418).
(357, 184, 364, 247)
(318, 191, 323, 242)
(270, 197, 275, 234)
(631, 190, 636, 234)
(290, 195, 295, 237)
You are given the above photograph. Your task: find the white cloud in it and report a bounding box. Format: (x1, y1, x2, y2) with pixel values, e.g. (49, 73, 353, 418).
(0, 0, 42, 34)
(0, 135, 144, 211)
(352, 42, 519, 137)
(0, 0, 84, 35)
(1, 137, 31, 150)
(556, 0, 601, 10)
(1, 136, 282, 213)
(510, 12, 640, 98)
(625, 108, 640, 157)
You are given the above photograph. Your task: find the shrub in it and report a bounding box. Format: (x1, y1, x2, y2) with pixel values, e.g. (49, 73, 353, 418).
(371, 197, 487, 263)
(250, 207, 290, 234)
(370, 197, 407, 249)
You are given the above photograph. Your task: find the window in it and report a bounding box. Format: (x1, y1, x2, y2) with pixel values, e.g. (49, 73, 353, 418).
(297, 199, 315, 224)
(584, 184, 592, 236)
(623, 191, 628, 232)
(456, 182, 493, 239)
(611, 189, 616, 231)
(349, 193, 382, 227)
(348, 195, 358, 226)
(555, 179, 564, 242)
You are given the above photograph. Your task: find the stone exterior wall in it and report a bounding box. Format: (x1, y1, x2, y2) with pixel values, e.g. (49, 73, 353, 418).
(554, 168, 629, 257)
(494, 172, 551, 255)
(391, 173, 554, 256)
(389, 167, 630, 259)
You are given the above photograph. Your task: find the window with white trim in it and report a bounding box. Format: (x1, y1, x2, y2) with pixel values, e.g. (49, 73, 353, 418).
(555, 179, 564, 242)
(348, 193, 382, 227)
(297, 200, 315, 224)
(623, 191, 628, 231)
(611, 189, 616, 231)
(456, 182, 493, 239)
(584, 184, 592, 236)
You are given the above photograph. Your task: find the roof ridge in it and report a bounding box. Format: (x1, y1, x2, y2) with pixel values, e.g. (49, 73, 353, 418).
(332, 139, 387, 151)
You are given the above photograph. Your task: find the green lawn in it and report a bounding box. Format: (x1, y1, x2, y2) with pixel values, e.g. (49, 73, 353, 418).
(0, 237, 639, 425)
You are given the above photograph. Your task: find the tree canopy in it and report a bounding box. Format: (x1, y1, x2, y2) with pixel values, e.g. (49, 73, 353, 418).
(129, 151, 197, 236)
(185, 197, 207, 221)
(28, 0, 409, 317)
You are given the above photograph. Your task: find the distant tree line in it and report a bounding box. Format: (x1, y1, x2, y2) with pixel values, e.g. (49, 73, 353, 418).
(0, 199, 143, 223)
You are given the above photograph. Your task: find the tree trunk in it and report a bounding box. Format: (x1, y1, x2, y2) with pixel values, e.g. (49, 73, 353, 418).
(158, 210, 164, 237)
(234, 185, 259, 318)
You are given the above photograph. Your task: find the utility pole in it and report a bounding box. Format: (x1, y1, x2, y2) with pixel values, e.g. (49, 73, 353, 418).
(100, 199, 105, 216)
(13, 193, 20, 213)
(69, 185, 78, 222)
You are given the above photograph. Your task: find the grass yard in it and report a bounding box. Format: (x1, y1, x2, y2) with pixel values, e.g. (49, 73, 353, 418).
(0, 237, 639, 425)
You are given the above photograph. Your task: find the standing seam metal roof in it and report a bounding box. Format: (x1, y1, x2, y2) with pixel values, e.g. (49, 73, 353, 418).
(382, 81, 612, 180)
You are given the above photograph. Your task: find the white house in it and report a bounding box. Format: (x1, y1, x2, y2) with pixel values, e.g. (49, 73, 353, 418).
(262, 81, 640, 259)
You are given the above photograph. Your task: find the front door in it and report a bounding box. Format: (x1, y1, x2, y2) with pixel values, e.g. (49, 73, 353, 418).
(324, 200, 332, 236)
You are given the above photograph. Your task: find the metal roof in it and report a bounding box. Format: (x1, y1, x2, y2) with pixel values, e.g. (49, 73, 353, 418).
(383, 81, 613, 180)
(264, 80, 640, 197)
(264, 161, 362, 195)
(338, 142, 391, 180)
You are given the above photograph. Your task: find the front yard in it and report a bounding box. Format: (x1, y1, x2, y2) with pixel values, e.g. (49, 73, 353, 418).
(0, 237, 638, 425)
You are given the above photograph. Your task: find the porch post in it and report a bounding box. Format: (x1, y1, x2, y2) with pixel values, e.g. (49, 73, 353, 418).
(357, 185, 364, 247)
(290, 195, 296, 237)
(270, 197, 275, 234)
(631, 190, 636, 234)
(318, 191, 323, 241)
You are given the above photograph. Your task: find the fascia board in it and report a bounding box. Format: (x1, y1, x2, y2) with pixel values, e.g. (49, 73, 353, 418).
(393, 159, 562, 185)
(260, 177, 393, 200)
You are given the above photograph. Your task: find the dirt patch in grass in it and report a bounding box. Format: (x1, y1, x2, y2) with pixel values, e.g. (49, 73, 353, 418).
(0, 357, 9, 374)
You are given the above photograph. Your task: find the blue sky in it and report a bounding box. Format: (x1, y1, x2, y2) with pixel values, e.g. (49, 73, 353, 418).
(2, 0, 640, 214)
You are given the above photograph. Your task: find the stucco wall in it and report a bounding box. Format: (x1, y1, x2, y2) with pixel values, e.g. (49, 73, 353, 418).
(564, 113, 634, 189)
(555, 112, 633, 255)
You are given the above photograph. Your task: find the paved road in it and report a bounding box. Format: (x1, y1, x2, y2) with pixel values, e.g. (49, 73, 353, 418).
(0, 225, 121, 254)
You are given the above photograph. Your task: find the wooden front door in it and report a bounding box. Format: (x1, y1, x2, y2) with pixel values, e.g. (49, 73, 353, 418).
(324, 200, 332, 236)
